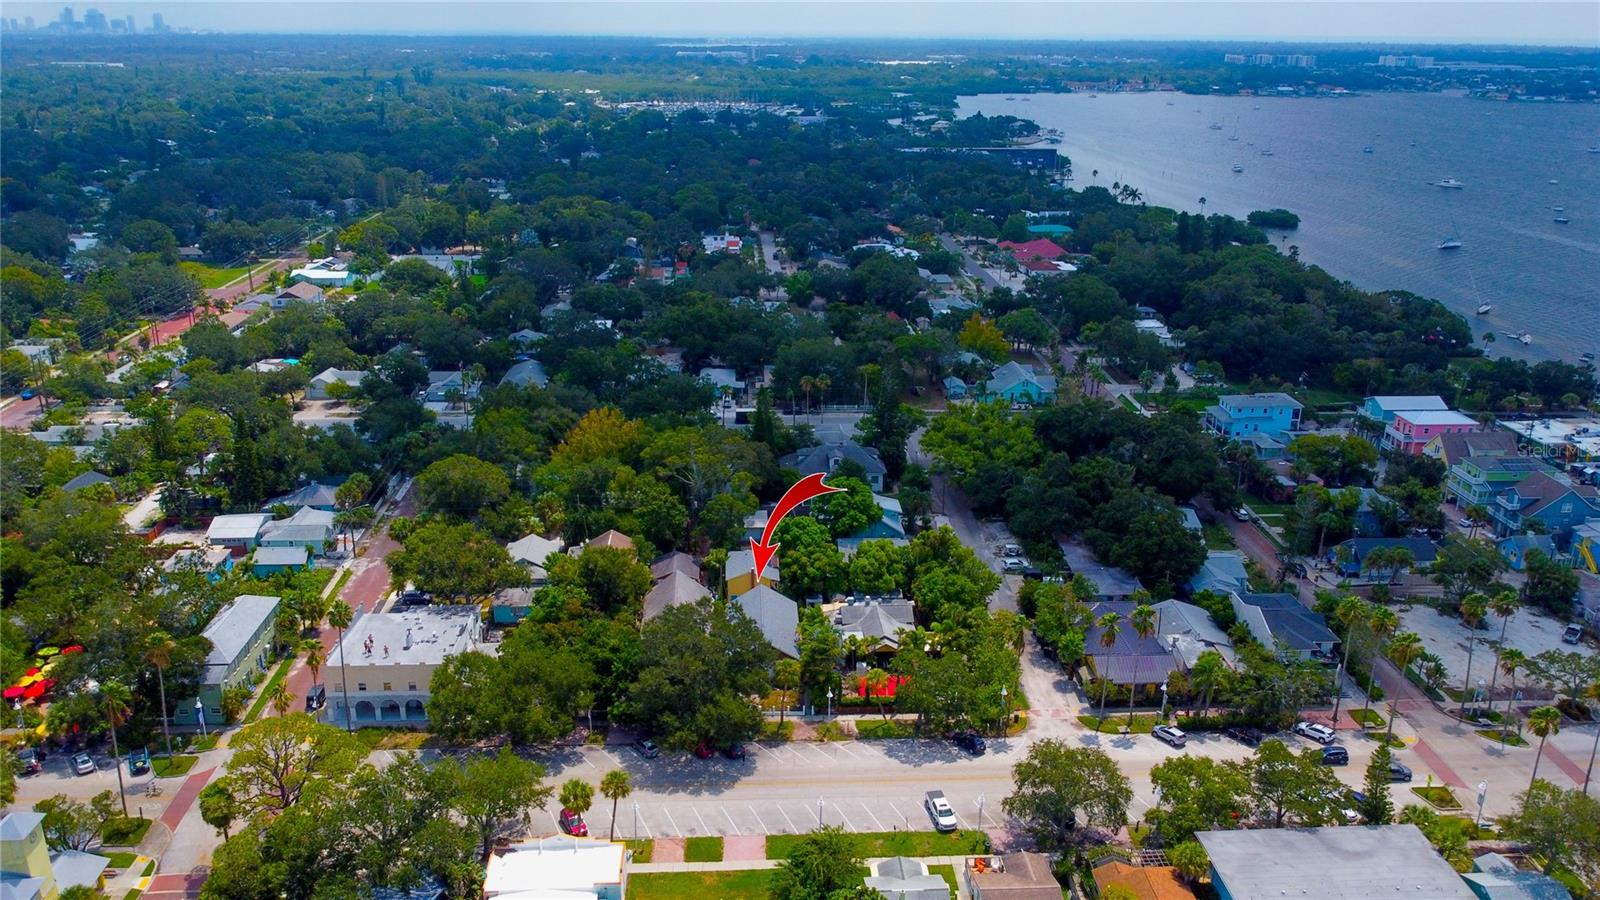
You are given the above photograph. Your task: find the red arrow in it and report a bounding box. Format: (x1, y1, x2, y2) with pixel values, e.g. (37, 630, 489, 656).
(749, 472, 845, 582)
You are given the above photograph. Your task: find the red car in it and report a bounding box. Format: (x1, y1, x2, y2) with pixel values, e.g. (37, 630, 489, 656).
(558, 808, 588, 837)
(694, 741, 715, 759)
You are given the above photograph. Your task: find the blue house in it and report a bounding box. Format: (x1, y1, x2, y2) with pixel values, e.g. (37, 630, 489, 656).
(1204, 392, 1303, 439)
(837, 495, 908, 552)
(1497, 534, 1564, 571)
(1486, 471, 1600, 540)
(942, 376, 968, 400)
(983, 361, 1057, 405)
(1327, 536, 1438, 577)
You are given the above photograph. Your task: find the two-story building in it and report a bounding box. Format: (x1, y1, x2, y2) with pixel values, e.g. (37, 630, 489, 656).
(1360, 395, 1448, 425)
(1203, 393, 1302, 440)
(1444, 455, 1549, 509)
(1, 812, 110, 900)
(1381, 409, 1479, 455)
(326, 605, 482, 727)
(836, 495, 909, 553)
(175, 594, 281, 726)
(725, 548, 780, 599)
(1230, 592, 1338, 661)
(1486, 471, 1600, 540)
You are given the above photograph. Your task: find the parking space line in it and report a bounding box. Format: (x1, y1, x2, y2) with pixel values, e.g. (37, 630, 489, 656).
(721, 805, 740, 835)
(832, 802, 856, 832)
(747, 804, 771, 836)
(662, 807, 683, 838)
(693, 806, 712, 835)
(777, 803, 799, 834)
(890, 801, 916, 831)
(635, 808, 654, 840)
(858, 800, 885, 831)
(803, 743, 834, 763)
(952, 810, 971, 830)
(599, 749, 620, 766)
(581, 754, 598, 770)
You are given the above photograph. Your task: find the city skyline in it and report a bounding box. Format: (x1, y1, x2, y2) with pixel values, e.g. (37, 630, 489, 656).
(1, 1, 1597, 46)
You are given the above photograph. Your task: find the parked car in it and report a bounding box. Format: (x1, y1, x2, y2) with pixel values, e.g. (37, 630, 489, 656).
(694, 741, 715, 759)
(1232, 507, 1252, 522)
(558, 808, 588, 837)
(633, 739, 661, 759)
(71, 752, 95, 776)
(950, 731, 986, 755)
(1223, 726, 1263, 747)
(19, 390, 34, 400)
(1001, 544, 1024, 557)
(1388, 760, 1414, 782)
(924, 790, 958, 832)
(1293, 721, 1336, 744)
(396, 590, 430, 608)
(19, 748, 43, 776)
(305, 684, 327, 712)
(1320, 745, 1349, 766)
(1001, 558, 1026, 573)
(1152, 725, 1187, 748)
(1564, 623, 1584, 645)
(127, 749, 150, 776)
(721, 743, 747, 760)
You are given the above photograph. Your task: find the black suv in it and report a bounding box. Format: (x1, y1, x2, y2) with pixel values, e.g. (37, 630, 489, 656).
(1321, 745, 1349, 766)
(1223, 726, 1264, 747)
(951, 731, 987, 755)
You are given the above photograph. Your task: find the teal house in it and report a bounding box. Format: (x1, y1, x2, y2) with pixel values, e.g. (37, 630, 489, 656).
(837, 494, 908, 552)
(982, 362, 1057, 406)
(251, 546, 310, 577)
(175, 594, 280, 726)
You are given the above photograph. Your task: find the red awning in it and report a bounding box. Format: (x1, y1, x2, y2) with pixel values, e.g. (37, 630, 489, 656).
(1, 686, 25, 700)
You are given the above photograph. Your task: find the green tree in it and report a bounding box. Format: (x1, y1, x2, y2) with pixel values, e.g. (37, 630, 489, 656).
(198, 782, 240, 839)
(417, 454, 511, 520)
(215, 714, 365, 816)
(811, 476, 880, 539)
(1168, 841, 1210, 885)
(848, 539, 906, 595)
(1247, 739, 1341, 828)
(957, 316, 1010, 363)
(559, 778, 594, 817)
(623, 597, 772, 750)
(1483, 591, 1520, 717)
(1499, 780, 1600, 887)
(774, 659, 801, 724)
(1146, 755, 1250, 844)
(1361, 744, 1396, 824)
(1523, 549, 1580, 615)
(769, 826, 867, 900)
(1094, 611, 1121, 724)
(388, 519, 529, 600)
(1003, 740, 1132, 850)
(771, 516, 845, 598)
(438, 748, 552, 859)
(1457, 593, 1489, 718)
(1526, 706, 1563, 792)
(33, 793, 112, 851)
(1431, 536, 1508, 608)
(600, 770, 632, 841)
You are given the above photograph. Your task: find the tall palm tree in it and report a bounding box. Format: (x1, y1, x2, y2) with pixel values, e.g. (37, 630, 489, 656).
(799, 376, 814, 415)
(300, 639, 324, 687)
(99, 681, 133, 816)
(1332, 596, 1370, 723)
(1483, 591, 1520, 715)
(1095, 612, 1121, 726)
(268, 680, 293, 717)
(1127, 605, 1157, 726)
(1457, 593, 1489, 719)
(1582, 679, 1600, 793)
(1364, 606, 1400, 715)
(144, 631, 178, 761)
(1526, 706, 1563, 792)
(327, 601, 355, 731)
(1188, 650, 1229, 717)
(814, 375, 831, 414)
(1498, 648, 1528, 741)
(1385, 632, 1424, 741)
(600, 770, 632, 841)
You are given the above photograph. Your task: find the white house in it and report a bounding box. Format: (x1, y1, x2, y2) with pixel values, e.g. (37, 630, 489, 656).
(206, 513, 273, 550)
(306, 368, 366, 401)
(326, 605, 482, 727)
(288, 257, 357, 288)
(482, 836, 627, 899)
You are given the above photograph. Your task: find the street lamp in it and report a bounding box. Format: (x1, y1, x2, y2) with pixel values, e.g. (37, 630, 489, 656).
(976, 793, 986, 830)
(817, 797, 825, 827)
(826, 689, 833, 719)
(1159, 680, 1169, 722)
(633, 802, 640, 840)
(1474, 781, 1488, 829)
(999, 687, 1008, 734)
(196, 698, 208, 738)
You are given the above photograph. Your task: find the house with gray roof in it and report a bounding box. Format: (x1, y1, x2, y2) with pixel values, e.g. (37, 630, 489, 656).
(175, 594, 281, 725)
(1497, 534, 1563, 571)
(1, 811, 111, 900)
(499, 359, 550, 389)
(650, 551, 700, 583)
(306, 368, 365, 401)
(61, 470, 113, 494)
(643, 571, 713, 622)
(866, 857, 951, 900)
(264, 481, 342, 511)
(507, 533, 565, 581)
(1462, 852, 1572, 900)
(780, 441, 888, 491)
(1083, 601, 1183, 687)
(1231, 592, 1338, 661)
(1188, 550, 1250, 596)
(509, 329, 546, 348)
(833, 600, 915, 654)
(206, 512, 273, 549)
(252, 545, 311, 576)
(1057, 538, 1142, 598)
(982, 361, 1057, 406)
(1152, 599, 1236, 668)
(735, 584, 799, 659)
(1197, 825, 1474, 899)
(259, 506, 335, 555)
(422, 370, 480, 404)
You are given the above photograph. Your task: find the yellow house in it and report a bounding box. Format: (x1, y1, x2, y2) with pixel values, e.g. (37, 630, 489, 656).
(724, 548, 779, 598)
(1, 812, 110, 900)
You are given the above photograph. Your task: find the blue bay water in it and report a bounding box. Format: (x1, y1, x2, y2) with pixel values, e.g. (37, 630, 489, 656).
(957, 91, 1600, 364)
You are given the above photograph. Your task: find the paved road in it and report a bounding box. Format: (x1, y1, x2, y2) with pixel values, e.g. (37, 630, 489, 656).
(937, 234, 1002, 292)
(757, 230, 791, 276)
(0, 396, 49, 430)
(907, 426, 1020, 614)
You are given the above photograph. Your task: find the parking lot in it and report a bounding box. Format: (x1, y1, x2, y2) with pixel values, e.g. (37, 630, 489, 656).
(1399, 602, 1577, 695)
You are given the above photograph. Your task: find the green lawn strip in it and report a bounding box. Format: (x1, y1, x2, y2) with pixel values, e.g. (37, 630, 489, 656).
(1476, 729, 1528, 747)
(328, 568, 354, 600)
(1118, 395, 1140, 412)
(178, 261, 253, 289)
(629, 870, 771, 899)
(122, 891, 141, 900)
(1371, 733, 1407, 749)
(100, 817, 152, 847)
(927, 864, 958, 894)
(1349, 708, 1384, 728)
(683, 836, 724, 863)
(855, 719, 914, 740)
(759, 720, 794, 742)
(625, 840, 653, 863)
(153, 755, 199, 778)
(766, 830, 988, 860)
(1202, 522, 1236, 550)
(185, 733, 220, 753)
(105, 852, 138, 869)
(1411, 785, 1462, 810)
(242, 657, 293, 724)
(141, 859, 156, 877)
(1076, 714, 1160, 734)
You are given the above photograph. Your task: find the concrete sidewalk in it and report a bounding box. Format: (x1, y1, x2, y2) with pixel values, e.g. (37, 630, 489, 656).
(633, 853, 975, 873)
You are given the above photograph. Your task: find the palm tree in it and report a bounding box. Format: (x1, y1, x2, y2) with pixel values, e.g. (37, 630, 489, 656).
(1464, 504, 1491, 539)
(1364, 606, 1400, 716)
(1581, 679, 1600, 793)
(1483, 591, 1519, 715)
(865, 668, 892, 720)
(814, 375, 831, 414)
(1498, 648, 1528, 741)
(99, 681, 133, 816)
(1457, 593, 1489, 719)
(600, 770, 632, 841)
(327, 601, 355, 731)
(1094, 612, 1121, 726)
(774, 659, 800, 725)
(559, 778, 595, 819)
(1127, 604, 1157, 726)
(1331, 596, 1370, 723)
(1198, 196, 1208, 214)
(268, 680, 293, 717)
(1188, 649, 1229, 717)
(145, 631, 178, 762)
(799, 376, 814, 415)
(1385, 632, 1424, 741)
(300, 639, 324, 687)
(1526, 706, 1563, 792)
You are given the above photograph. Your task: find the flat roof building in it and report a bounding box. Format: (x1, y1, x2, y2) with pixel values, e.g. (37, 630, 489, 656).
(1197, 825, 1475, 899)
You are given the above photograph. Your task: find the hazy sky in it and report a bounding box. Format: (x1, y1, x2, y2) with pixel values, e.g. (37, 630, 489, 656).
(9, 1, 1599, 46)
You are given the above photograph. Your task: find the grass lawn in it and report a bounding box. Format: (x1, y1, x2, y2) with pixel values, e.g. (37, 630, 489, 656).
(353, 728, 436, 751)
(123, 891, 141, 900)
(1118, 395, 1140, 412)
(1243, 498, 1293, 518)
(625, 840, 653, 863)
(142, 859, 156, 877)
(185, 733, 220, 753)
(683, 836, 724, 863)
(1371, 732, 1407, 749)
(100, 817, 152, 847)
(153, 755, 198, 778)
(242, 657, 292, 724)
(1349, 708, 1385, 728)
(1476, 729, 1529, 747)
(1202, 522, 1236, 550)
(178, 261, 254, 289)
(927, 864, 958, 894)
(759, 720, 794, 742)
(766, 830, 988, 860)
(1077, 713, 1160, 734)
(105, 852, 138, 869)
(1411, 785, 1463, 810)
(856, 719, 914, 740)
(629, 870, 771, 900)
(1434, 816, 1491, 842)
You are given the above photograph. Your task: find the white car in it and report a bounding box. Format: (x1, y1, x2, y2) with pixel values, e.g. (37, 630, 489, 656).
(71, 752, 96, 776)
(1232, 507, 1252, 522)
(924, 790, 958, 832)
(1002, 558, 1026, 573)
(1293, 721, 1336, 744)
(1152, 725, 1187, 748)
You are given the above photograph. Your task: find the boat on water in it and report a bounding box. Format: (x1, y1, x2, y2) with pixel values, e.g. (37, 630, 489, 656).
(1004, 96, 1016, 100)
(1362, 146, 1374, 154)
(1231, 164, 1244, 173)
(1553, 206, 1565, 212)
(1554, 216, 1571, 224)
(1580, 352, 1596, 364)
(1589, 147, 1600, 153)
(1260, 149, 1274, 156)
(1548, 179, 1559, 185)
(1503, 331, 1532, 345)
(1209, 122, 1223, 130)
(1433, 177, 1465, 189)
(1166, 100, 1175, 106)
(1438, 237, 1463, 250)
(1477, 303, 1493, 315)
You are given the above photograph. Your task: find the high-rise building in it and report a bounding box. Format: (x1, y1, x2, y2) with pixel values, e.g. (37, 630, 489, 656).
(1223, 54, 1247, 65)
(84, 7, 108, 31)
(152, 12, 165, 31)
(59, 7, 75, 27)
(126, 15, 136, 32)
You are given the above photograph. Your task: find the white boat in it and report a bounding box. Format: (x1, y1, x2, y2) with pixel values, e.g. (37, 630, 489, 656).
(1476, 303, 1493, 315)
(1589, 147, 1600, 153)
(1433, 177, 1465, 189)
(1548, 179, 1559, 185)
(1554, 216, 1570, 224)
(1438, 237, 1462, 250)
(1553, 206, 1565, 212)
(1260, 148, 1274, 156)
(1232, 164, 1244, 173)
(1503, 331, 1532, 345)
(1362, 145, 1374, 154)
(1209, 122, 1223, 130)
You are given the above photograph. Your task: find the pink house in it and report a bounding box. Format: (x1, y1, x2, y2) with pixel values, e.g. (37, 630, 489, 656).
(1381, 409, 1478, 455)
